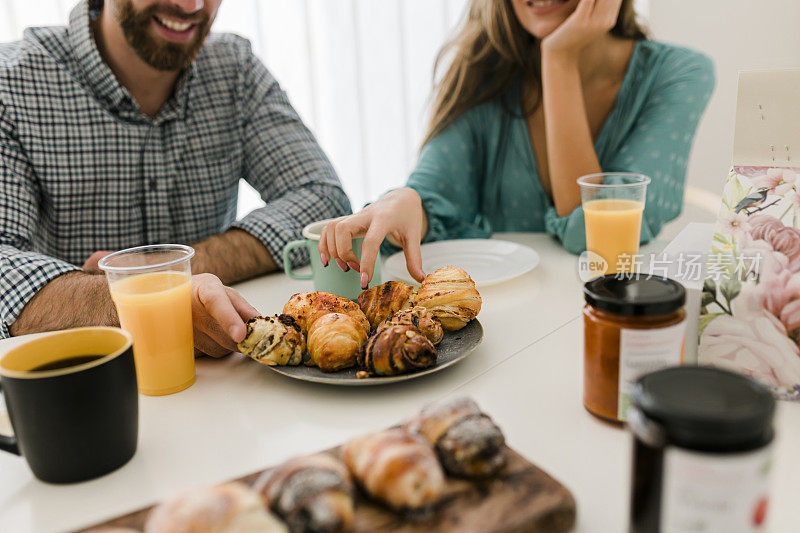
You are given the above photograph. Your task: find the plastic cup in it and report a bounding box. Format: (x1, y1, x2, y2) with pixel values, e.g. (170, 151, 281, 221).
(578, 173, 650, 275)
(99, 245, 196, 396)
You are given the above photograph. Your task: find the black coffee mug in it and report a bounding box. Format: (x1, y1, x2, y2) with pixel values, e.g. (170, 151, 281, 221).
(0, 327, 138, 484)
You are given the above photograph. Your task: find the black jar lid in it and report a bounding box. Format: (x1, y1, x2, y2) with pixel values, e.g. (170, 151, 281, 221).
(583, 274, 685, 316)
(631, 367, 775, 452)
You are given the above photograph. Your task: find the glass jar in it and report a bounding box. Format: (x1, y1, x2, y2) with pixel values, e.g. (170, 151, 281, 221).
(583, 275, 686, 422)
(628, 367, 775, 533)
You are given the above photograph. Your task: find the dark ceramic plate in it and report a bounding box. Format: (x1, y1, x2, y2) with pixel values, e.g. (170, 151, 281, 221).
(261, 319, 483, 386)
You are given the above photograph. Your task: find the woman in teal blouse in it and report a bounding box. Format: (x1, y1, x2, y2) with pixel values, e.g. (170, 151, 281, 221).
(319, 0, 715, 288)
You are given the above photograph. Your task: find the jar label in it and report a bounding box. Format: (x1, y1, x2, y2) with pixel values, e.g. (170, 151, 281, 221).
(661, 445, 773, 532)
(618, 321, 686, 420)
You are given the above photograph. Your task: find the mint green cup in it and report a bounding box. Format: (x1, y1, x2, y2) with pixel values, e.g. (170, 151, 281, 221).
(283, 220, 382, 300)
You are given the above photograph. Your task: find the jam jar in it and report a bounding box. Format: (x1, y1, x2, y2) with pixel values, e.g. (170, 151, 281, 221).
(583, 275, 686, 422)
(628, 367, 775, 533)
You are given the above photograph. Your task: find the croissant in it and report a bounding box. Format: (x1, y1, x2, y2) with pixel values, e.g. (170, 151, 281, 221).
(237, 315, 305, 366)
(356, 281, 415, 330)
(145, 481, 287, 533)
(283, 292, 316, 333)
(342, 428, 445, 510)
(358, 325, 437, 377)
(405, 396, 506, 478)
(256, 453, 354, 533)
(307, 313, 368, 372)
(415, 265, 481, 331)
(375, 306, 444, 345)
(306, 292, 370, 334)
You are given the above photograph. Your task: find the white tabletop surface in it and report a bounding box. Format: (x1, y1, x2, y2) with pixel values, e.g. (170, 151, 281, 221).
(1, 229, 797, 533)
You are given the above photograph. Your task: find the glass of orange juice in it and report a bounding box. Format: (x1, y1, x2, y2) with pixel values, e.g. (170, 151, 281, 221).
(578, 173, 650, 275)
(99, 245, 195, 396)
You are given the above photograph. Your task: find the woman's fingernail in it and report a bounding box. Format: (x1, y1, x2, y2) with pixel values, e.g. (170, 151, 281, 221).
(348, 261, 360, 272)
(335, 258, 348, 272)
(320, 253, 328, 267)
(361, 272, 369, 289)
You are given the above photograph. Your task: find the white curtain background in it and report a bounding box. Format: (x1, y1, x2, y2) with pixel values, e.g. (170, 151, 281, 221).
(0, 0, 652, 218)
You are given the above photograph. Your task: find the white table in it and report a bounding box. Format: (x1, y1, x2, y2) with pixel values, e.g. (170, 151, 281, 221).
(1, 231, 797, 533)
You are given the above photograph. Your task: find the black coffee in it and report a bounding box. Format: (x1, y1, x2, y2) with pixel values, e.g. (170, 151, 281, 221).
(30, 355, 105, 372)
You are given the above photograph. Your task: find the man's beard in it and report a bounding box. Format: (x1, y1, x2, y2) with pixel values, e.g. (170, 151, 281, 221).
(114, 0, 212, 71)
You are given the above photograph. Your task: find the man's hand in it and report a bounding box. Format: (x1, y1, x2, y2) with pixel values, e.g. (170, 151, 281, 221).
(191, 273, 259, 357)
(83, 250, 113, 272)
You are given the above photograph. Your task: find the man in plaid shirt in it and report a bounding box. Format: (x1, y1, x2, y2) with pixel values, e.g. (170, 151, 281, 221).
(0, 0, 351, 355)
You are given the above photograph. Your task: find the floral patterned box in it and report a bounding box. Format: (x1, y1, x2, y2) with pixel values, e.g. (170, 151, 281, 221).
(699, 166, 800, 399)
(698, 70, 800, 400)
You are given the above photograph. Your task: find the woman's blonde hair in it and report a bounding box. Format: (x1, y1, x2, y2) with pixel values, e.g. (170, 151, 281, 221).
(422, 0, 647, 147)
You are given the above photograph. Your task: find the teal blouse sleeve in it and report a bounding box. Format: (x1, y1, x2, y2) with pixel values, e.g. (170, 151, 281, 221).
(545, 48, 716, 254)
(380, 108, 490, 255)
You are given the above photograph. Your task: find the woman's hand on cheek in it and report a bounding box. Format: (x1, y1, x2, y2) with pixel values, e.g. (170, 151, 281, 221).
(541, 0, 623, 60)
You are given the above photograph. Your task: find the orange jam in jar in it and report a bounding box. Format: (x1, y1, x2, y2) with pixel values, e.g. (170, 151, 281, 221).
(582, 275, 686, 423)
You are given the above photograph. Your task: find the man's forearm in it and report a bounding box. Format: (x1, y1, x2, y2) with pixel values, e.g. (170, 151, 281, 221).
(9, 271, 119, 336)
(191, 229, 277, 285)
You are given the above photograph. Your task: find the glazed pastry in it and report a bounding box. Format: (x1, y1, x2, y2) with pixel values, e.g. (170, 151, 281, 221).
(359, 325, 437, 377)
(405, 396, 506, 478)
(306, 292, 370, 335)
(356, 281, 415, 330)
(342, 428, 445, 510)
(282, 292, 315, 333)
(415, 265, 482, 331)
(375, 306, 444, 345)
(145, 482, 288, 533)
(307, 313, 369, 372)
(256, 453, 354, 533)
(237, 315, 305, 366)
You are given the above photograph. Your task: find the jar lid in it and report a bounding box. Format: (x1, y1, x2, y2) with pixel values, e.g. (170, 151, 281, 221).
(583, 274, 685, 316)
(631, 367, 775, 451)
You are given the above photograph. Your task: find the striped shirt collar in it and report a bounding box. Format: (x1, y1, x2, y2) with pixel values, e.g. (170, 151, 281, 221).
(67, 0, 195, 122)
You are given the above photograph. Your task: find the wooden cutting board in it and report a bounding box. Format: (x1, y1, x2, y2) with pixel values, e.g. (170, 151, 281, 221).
(80, 445, 576, 533)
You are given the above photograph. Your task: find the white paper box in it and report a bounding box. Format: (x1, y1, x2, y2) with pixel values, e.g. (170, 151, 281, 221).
(649, 222, 714, 364)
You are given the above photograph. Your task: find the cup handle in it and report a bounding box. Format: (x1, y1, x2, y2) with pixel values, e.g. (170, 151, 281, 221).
(282, 240, 313, 281)
(0, 383, 20, 455)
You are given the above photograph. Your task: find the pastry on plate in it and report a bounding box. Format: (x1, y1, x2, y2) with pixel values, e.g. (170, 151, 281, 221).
(237, 315, 305, 366)
(405, 396, 506, 478)
(342, 428, 445, 511)
(356, 281, 415, 330)
(375, 306, 444, 345)
(415, 266, 481, 331)
(256, 453, 354, 533)
(145, 481, 287, 533)
(282, 292, 316, 333)
(307, 313, 369, 372)
(304, 292, 370, 334)
(359, 325, 437, 377)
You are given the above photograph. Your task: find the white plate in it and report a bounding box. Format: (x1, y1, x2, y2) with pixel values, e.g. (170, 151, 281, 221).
(384, 239, 540, 287)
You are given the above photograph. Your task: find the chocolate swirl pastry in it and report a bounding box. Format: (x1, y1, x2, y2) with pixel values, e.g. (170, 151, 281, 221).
(342, 428, 445, 511)
(256, 453, 354, 533)
(356, 281, 415, 330)
(375, 306, 444, 345)
(358, 325, 437, 377)
(405, 396, 506, 478)
(415, 265, 482, 331)
(238, 315, 305, 366)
